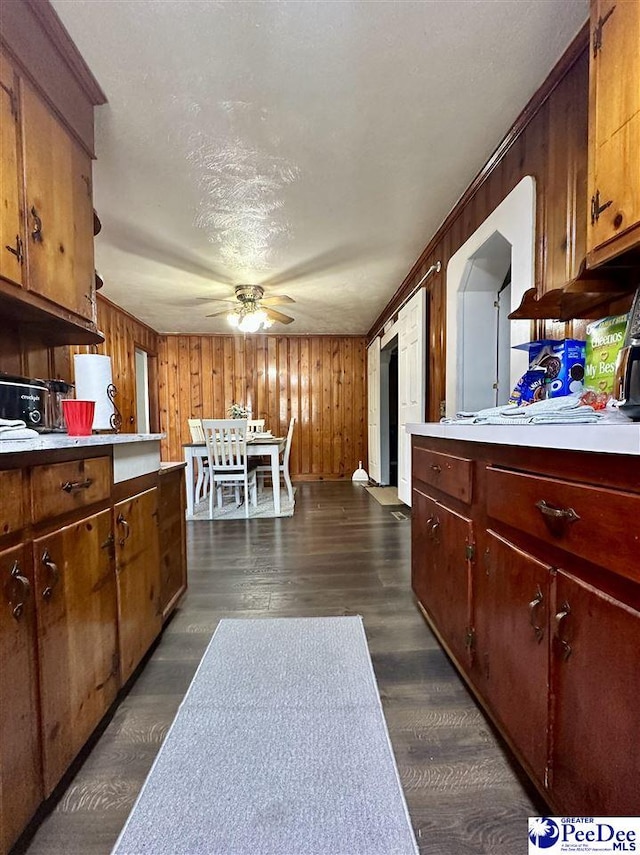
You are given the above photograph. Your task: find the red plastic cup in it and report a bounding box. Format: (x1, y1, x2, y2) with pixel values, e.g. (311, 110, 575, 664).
(62, 399, 95, 436)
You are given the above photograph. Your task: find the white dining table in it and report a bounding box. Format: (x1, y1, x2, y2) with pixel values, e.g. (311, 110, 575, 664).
(182, 436, 286, 519)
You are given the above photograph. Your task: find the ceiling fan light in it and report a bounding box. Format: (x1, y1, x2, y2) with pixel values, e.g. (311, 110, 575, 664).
(239, 311, 262, 333)
(262, 316, 274, 329)
(227, 311, 240, 328)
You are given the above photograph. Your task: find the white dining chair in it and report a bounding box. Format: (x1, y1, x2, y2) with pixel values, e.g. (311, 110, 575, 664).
(257, 416, 295, 503)
(201, 419, 258, 519)
(187, 418, 211, 502)
(247, 419, 266, 434)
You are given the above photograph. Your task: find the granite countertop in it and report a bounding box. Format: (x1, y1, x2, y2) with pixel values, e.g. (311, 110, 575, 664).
(406, 422, 640, 456)
(0, 433, 164, 455)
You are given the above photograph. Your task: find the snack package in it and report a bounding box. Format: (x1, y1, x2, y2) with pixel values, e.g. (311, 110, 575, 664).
(509, 369, 547, 405)
(584, 314, 628, 396)
(512, 339, 586, 398)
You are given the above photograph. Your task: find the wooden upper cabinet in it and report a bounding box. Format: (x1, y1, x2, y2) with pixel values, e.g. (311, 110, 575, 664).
(21, 78, 96, 322)
(0, 51, 25, 288)
(587, 0, 640, 265)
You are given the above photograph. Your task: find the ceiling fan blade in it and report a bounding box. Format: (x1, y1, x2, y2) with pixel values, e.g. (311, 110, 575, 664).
(261, 295, 295, 305)
(264, 307, 295, 325)
(197, 297, 236, 304)
(261, 245, 363, 289)
(205, 309, 232, 318)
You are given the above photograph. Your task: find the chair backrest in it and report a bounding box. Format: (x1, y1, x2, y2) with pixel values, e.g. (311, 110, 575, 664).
(283, 416, 296, 469)
(187, 418, 205, 443)
(247, 419, 265, 434)
(201, 419, 248, 470)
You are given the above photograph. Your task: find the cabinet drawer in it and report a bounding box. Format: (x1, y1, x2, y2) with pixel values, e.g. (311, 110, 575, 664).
(0, 469, 25, 536)
(486, 467, 640, 583)
(414, 447, 473, 503)
(31, 457, 111, 524)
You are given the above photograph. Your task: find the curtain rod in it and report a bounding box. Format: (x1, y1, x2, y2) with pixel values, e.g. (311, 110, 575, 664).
(372, 261, 441, 341)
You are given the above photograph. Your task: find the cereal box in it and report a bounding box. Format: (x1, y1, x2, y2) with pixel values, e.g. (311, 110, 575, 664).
(584, 315, 628, 395)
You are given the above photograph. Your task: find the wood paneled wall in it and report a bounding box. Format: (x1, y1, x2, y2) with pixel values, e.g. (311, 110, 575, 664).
(368, 31, 594, 422)
(157, 334, 367, 479)
(72, 296, 159, 433)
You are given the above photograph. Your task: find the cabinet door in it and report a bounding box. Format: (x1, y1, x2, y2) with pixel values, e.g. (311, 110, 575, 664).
(21, 78, 95, 320)
(412, 489, 472, 665)
(34, 510, 118, 796)
(550, 571, 640, 814)
(0, 545, 41, 854)
(0, 52, 24, 287)
(159, 469, 187, 620)
(474, 531, 550, 784)
(587, 0, 640, 262)
(115, 488, 161, 684)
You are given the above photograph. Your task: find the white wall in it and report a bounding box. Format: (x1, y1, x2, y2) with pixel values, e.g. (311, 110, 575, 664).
(446, 176, 535, 417)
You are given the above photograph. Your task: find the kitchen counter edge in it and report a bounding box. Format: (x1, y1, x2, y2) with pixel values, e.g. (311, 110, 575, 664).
(0, 433, 164, 456)
(406, 422, 640, 456)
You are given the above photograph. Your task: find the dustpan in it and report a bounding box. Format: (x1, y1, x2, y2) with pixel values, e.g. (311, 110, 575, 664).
(351, 460, 369, 482)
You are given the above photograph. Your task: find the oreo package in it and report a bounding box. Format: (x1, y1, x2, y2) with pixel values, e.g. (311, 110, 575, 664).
(512, 339, 586, 398)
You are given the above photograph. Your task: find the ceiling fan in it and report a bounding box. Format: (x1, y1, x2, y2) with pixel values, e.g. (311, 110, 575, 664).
(199, 285, 295, 332)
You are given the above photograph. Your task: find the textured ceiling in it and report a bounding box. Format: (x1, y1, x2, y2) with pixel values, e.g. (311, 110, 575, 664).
(52, 0, 588, 335)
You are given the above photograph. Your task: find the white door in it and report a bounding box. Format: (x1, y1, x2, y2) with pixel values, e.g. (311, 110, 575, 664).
(367, 337, 381, 483)
(397, 288, 426, 506)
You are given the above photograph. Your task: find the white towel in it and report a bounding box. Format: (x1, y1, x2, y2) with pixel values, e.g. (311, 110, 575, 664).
(0, 418, 39, 440)
(444, 395, 602, 425)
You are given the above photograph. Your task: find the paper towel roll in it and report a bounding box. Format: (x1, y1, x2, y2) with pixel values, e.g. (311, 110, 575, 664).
(73, 354, 115, 431)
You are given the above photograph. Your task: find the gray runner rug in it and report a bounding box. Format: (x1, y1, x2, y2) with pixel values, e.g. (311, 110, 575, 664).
(112, 616, 418, 855)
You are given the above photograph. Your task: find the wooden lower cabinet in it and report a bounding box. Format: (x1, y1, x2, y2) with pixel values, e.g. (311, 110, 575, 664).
(412, 433, 640, 814)
(550, 571, 640, 815)
(412, 488, 473, 667)
(474, 531, 550, 784)
(34, 510, 119, 796)
(0, 544, 41, 854)
(159, 467, 187, 620)
(115, 488, 162, 684)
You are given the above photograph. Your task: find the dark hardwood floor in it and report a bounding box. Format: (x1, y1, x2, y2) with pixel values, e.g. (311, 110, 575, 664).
(21, 482, 542, 855)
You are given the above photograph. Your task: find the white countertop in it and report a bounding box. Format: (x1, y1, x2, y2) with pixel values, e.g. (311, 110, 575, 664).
(407, 422, 640, 456)
(0, 433, 163, 455)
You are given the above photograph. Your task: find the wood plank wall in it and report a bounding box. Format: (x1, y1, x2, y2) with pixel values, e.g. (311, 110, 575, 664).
(157, 334, 367, 479)
(368, 34, 595, 422)
(72, 296, 159, 433)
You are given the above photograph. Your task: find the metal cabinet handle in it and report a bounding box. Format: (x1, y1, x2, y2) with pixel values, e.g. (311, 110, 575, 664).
(554, 601, 572, 661)
(429, 517, 441, 544)
(535, 500, 580, 537)
(30, 206, 43, 242)
(5, 234, 24, 264)
(5, 560, 31, 620)
(116, 513, 130, 547)
(528, 585, 544, 643)
(61, 478, 93, 493)
(430, 463, 442, 474)
(41, 549, 59, 600)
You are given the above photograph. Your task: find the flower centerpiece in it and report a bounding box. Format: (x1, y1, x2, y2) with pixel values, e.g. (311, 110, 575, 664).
(228, 403, 249, 419)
